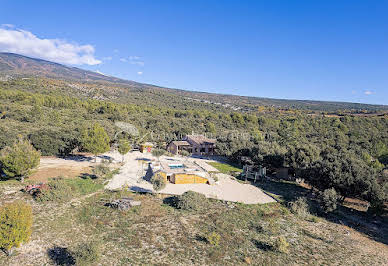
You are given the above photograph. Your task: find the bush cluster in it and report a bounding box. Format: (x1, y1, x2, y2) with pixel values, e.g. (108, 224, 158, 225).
(318, 188, 339, 213)
(273, 236, 290, 253)
(0, 136, 40, 180)
(0, 201, 33, 254)
(151, 172, 166, 191)
(172, 191, 208, 211)
(289, 197, 310, 219)
(205, 231, 221, 247)
(73, 241, 100, 265)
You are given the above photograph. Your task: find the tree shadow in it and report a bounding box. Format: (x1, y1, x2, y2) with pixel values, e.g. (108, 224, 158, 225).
(162, 196, 177, 208)
(252, 239, 272, 251)
(47, 246, 75, 265)
(253, 178, 310, 203)
(135, 157, 152, 161)
(301, 228, 333, 244)
(61, 155, 92, 162)
(79, 173, 97, 180)
(128, 186, 153, 193)
(98, 155, 114, 162)
(195, 234, 208, 243)
(143, 164, 153, 182)
(325, 205, 388, 245)
(254, 179, 388, 245)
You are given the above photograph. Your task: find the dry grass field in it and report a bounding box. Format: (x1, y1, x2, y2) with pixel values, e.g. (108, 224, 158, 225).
(0, 175, 387, 265)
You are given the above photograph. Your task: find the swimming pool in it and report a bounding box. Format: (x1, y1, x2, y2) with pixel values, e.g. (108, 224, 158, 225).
(169, 163, 185, 169)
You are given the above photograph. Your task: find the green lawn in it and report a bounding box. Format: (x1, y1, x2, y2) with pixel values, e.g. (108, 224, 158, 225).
(208, 161, 243, 174)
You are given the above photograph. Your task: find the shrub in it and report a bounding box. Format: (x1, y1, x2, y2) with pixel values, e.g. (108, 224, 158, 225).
(29, 130, 78, 156)
(206, 231, 221, 246)
(151, 172, 166, 191)
(118, 138, 131, 162)
(367, 183, 386, 216)
(173, 191, 208, 211)
(0, 201, 33, 255)
(0, 136, 40, 181)
(36, 178, 73, 202)
(289, 197, 310, 218)
(73, 241, 100, 265)
(273, 236, 289, 253)
(318, 188, 339, 213)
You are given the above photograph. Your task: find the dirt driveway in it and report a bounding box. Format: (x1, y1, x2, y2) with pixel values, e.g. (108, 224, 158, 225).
(29, 153, 121, 182)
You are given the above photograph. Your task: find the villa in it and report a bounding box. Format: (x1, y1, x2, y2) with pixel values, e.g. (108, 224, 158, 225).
(167, 135, 216, 156)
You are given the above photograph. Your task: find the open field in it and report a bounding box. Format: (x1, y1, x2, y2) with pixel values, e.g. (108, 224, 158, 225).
(28, 152, 124, 182)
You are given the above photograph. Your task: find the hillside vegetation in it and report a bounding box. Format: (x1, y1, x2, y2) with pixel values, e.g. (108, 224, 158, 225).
(0, 180, 387, 265)
(1, 52, 388, 112)
(0, 53, 387, 265)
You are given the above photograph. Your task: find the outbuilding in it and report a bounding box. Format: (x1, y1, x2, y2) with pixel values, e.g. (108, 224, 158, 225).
(140, 142, 153, 153)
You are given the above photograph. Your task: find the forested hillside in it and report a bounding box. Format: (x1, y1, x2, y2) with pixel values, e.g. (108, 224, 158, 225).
(0, 53, 387, 214)
(1, 77, 387, 211)
(1, 52, 388, 112)
(0, 53, 387, 265)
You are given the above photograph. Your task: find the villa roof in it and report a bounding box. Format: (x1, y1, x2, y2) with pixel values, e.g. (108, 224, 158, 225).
(186, 135, 216, 145)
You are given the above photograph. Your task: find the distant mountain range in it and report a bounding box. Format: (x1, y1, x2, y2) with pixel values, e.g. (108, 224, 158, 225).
(0, 52, 387, 112)
(0, 52, 140, 85)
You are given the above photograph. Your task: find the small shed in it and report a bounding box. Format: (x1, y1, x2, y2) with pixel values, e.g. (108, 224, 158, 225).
(171, 173, 209, 184)
(140, 142, 153, 153)
(167, 140, 191, 155)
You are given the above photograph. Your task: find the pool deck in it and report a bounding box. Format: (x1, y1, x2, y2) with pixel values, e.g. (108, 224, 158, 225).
(158, 159, 206, 175)
(105, 152, 276, 204)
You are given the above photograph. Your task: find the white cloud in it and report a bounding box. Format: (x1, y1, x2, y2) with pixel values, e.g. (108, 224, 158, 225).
(1, 24, 14, 28)
(102, 56, 112, 61)
(119, 56, 144, 66)
(364, 90, 374, 95)
(129, 56, 144, 66)
(137, 71, 143, 75)
(0, 26, 101, 65)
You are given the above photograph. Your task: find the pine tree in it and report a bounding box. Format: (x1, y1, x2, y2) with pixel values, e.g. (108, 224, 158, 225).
(118, 138, 131, 162)
(0, 136, 40, 181)
(81, 123, 110, 162)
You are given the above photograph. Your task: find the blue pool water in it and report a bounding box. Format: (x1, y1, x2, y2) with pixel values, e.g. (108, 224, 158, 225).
(169, 164, 184, 169)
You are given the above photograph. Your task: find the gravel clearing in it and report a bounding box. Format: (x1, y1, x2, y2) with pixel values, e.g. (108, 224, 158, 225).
(105, 151, 275, 204)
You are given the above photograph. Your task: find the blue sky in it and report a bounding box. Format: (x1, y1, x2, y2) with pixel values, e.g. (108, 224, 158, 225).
(0, 0, 387, 105)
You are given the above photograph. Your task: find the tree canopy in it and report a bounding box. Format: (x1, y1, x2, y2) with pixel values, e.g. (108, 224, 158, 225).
(0, 136, 40, 180)
(81, 123, 110, 161)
